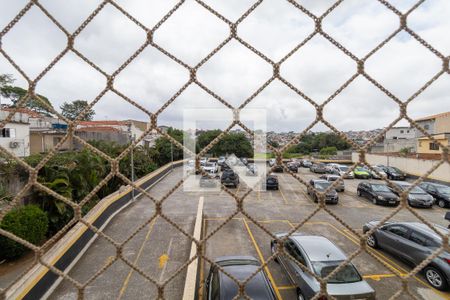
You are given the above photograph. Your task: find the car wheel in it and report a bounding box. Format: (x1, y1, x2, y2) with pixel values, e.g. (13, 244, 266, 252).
(438, 200, 446, 208)
(297, 289, 305, 300)
(357, 190, 361, 197)
(372, 197, 378, 205)
(425, 266, 448, 291)
(367, 234, 378, 248)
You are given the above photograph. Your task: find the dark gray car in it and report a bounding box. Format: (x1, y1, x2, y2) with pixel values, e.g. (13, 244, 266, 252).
(271, 234, 375, 299)
(205, 256, 276, 300)
(363, 221, 450, 290)
(419, 182, 450, 208)
(307, 179, 339, 204)
(357, 182, 399, 206)
(390, 181, 434, 208)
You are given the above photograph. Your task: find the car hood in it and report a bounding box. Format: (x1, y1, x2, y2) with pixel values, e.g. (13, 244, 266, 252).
(409, 193, 433, 201)
(377, 191, 397, 199)
(327, 280, 375, 298)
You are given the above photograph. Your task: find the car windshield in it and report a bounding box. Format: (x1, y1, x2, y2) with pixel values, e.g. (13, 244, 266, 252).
(388, 167, 401, 173)
(355, 167, 367, 172)
(315, 182, 331, 191)
(328, 177, 338, 182)
(205, 163, 215, 167)
(338, 166, 348, 172)
(399, 185, 426, 194)
(371, 184, 391, 192)
(373, 167, 384, 172)
(437, 186, 450, 194)
(312, 261, 361, 283)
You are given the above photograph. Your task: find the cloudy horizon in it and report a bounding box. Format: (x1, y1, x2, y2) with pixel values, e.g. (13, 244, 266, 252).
(1, 0, 449, 133)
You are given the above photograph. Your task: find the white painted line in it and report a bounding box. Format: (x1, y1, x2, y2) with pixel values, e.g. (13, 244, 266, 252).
(182, 196, 204, 300)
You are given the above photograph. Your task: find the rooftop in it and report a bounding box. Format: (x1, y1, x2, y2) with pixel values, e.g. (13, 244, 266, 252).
(415, 111, 450, 122)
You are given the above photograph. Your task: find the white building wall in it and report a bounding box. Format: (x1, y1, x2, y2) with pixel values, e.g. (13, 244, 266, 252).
(352, 152, 450, 183)
(0, 123, 30, 157)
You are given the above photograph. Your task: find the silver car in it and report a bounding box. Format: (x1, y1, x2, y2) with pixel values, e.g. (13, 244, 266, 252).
(363, 221, 450, 290)
(333, 165, 354, 179)
(390, 181, 434, 208)
(271, 234, 375, 300)
(319, 174, 345, 192)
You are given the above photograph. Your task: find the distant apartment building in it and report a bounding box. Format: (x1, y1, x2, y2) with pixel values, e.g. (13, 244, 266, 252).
(0, 108, 30, 157)
(414, 111, 450, 156)
(415, 111, 450, 137)
(383, 126, 416, 152)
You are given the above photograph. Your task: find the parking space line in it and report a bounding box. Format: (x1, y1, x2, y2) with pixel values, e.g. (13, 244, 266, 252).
(279, 187, 289, 205)
(118, 218, 157, 300)
(277, 285, 295, 290)
(279, 176, 301, 202)
(242, 218, 282, 300)
(363, 274, 406, 281)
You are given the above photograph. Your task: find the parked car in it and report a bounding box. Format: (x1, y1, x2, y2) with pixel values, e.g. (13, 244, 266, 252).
(325, 163, 339, 173)
(354, 166, 371, 179)
(363, 221, 450, 291)
(390, 181, 434, 208)
(332, 165, 354, 179)
(205, 256, 276, 300)
(202, 162, 218, 174)
(357, 182, 399, 206)
(246, 163, 258, 176)
(221, 169, 239, 188)
(185, 160, 195, 174)
(385, 166, 406, 180)
(268, 158, 276, 167)
(271, 234, 375, 300)
(419, 182, 450, 208)
(289, 159, 301, 168)
(368, 166, 387, 179)
(217, 156, 226, 166)
(307, 179, 339, 204)
(264, 174, 279, 190)
(301, 159, 313, 168)
(310, 163, 327, 174)
(319, 174, 345, 192)
(200, 157, 208, 166)
(199, 174, 219, 188)
(287, 162, 298, 173)
(239, 157, 248, 165)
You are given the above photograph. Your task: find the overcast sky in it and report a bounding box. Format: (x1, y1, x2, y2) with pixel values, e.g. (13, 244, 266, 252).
(0, 0, 449, 132)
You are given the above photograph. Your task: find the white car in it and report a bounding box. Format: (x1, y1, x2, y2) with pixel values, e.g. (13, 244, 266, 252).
(333, 165, 354, 179)
(202, 162, 218, 174)
(186, 160, 195, 174)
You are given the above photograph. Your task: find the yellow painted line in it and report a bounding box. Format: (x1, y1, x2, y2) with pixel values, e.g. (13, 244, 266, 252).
(277, 285, 296, 290)
(279, 187, 289, 205)
(242, 218, 282, 300)
(118, 218, 157, 299)
(159, 254, 169, 269)
(363, 274, 406, 281)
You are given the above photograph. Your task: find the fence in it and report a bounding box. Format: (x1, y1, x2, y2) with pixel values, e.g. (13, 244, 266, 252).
(0, 1, 449, 300)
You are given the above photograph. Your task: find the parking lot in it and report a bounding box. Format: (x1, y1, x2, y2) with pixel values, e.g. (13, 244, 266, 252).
(48, 166, 450, 299)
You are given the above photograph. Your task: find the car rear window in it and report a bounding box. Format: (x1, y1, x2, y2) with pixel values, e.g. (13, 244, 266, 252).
(312, 261, 361, 283)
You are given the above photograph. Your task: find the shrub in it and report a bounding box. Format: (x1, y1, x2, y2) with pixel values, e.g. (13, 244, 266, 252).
(320, 146, 338, 156)
(0, 205, 48, 260)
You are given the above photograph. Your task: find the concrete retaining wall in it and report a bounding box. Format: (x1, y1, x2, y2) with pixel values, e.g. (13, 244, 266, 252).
(352, 152, 450, 183)
(7, 160, 183, 300)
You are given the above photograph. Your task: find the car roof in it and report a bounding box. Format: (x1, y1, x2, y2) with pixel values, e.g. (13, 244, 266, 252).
(215, 257, 275, 300)
(291, 236, 346, 262)
(424, 182, 449, 188)
(312, 179, 328, 184)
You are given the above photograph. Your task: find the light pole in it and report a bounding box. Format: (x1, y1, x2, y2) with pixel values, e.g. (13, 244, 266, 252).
(128, 124, 135, 201)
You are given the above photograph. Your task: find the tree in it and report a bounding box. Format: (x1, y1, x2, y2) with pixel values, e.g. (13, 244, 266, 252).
(154, 128, 188, 165)
(0, 85, 54, 115)
(320, 146, 338, 156)
(196, 129, 222, 155)
(60, 100, 95, 121)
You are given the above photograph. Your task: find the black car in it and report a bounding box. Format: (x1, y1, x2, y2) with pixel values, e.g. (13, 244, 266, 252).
(221, 169, 239, 188)
(307, 179, 339, 204)
(357, 182, 399, 206)
(419, 182, 450, 208)
(264, 175, 279, 190)
(287, 162, 298, 173)
(205, 256, 276, 300)
(385, 166, 406, 180)
(390, 181, 434, 208)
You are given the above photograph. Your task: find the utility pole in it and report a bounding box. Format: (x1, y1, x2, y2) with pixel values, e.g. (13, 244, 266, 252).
(128, 124, 135, 201)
